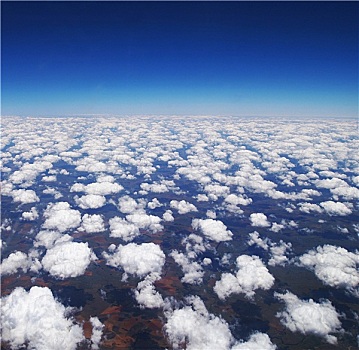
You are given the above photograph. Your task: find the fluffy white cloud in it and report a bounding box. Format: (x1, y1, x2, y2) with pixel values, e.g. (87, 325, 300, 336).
(1, 286, 84, 350)
(43, 202, 81, 233)
(109, 217, 140, 242)
(21, 206, 39, 221)
(75, 194, 106, 209)
(79, 214, 105, 233)
(148, 197, 162, 209)
(170, 200, 198, 214)
(298, 245, 359, 293)
(126, 212, 163, 233)
(163, 210, 174, 222)
(71, 181, 123, 195)
(170, 250, 204, 285)
(275, 291, 343, 344)
(90, 317, 104, 350)
(247, 232, 292, 267)
(42, 241, 97, 279)
(298, 202, 323, 214)
(249, 213, 270, 227)
(11, 189, 39, 204)
(134, 272, 164, 309)
(0, 250, 41, 275)
(231, 332, 277, 350)
(103, 243, 165, 278)
(214, 255, 274, 299)
(118, 195, 144, 214)
(192, 218, 233, 242)
(164, 295, 233, 350)
(319, 201, 352, 216)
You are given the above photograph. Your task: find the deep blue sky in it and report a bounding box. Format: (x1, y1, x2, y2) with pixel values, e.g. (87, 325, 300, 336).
(1, 1, 358, 117)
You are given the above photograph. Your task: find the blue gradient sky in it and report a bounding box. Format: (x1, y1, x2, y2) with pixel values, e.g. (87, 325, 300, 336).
(1, 1, 358, 117)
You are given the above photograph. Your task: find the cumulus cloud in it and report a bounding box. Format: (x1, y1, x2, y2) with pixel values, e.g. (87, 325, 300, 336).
(298, 245, 359, 293)
(75, 194, 106, 209)
(71, 181, 123, 195)
(42, 241, 97, 279)
(43, 202, 81, 233)
(118, 195, 145, 214)
(170, 250, 204, 285)
(319, 201, 352, 216)
(1, 250, 41, 275)
(163, 210, 174, 222)
(11, 189, 39, 204)
(79, 214, 105, 233)
(134, 272, 164, 309)
(231, 332, 277, 350)
(170, 200, 198, 214)
(108, 217, 140, 242)
(275, 291, 343, 344)
(103, 243, 165, 278)
(192, 218, 233, 242)
(164, 295, 233, 350)
(90, 316, 104, 350)
(164, 295, 276, 350)
(214, 255, 274, 299)
(247, 232, 292, 267)
(126, 212, 163, 233)
(1, 286, 84, 350)
(21, 206, 39, 221)
(249, 213, 270, 227)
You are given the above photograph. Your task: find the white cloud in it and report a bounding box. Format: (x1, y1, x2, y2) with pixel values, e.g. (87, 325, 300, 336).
(170, 200, 198, 214)
(42, 241, 97, 279)
(163, 210, 174, 222)
(108, 217, 140, 242)
(320, 201, 352, 216)
(103, 242, 165, 278)
(164, 295, 233, 350)
(170, 250, 204, 285)
(118, 195, 144, 214)
(148, 197, 163, 209)
(192, 218, 233, 242)
(11, 189, 39, 204)
(298, 202, 323, 214)
(298, 245, 359, 293)
(231, 332, 277, 350)
(1, 286, 84, 350)
(79, 214, 105, 233)
(249, 213, 270, 227)
(134, 272, 164, 309)
(0, 250, 40, 275)
(126, 212, 163, 233)
(90, 317, 104, 350)
(75, 194, 106, 209)
(275, 291, 343, 344)
(214, 255, 274, 299)
(43, 202, 81, 233)
(21, 206, 39, 221)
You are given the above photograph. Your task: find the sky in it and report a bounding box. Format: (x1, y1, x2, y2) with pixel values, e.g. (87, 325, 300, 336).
(1, 1, 358, 117)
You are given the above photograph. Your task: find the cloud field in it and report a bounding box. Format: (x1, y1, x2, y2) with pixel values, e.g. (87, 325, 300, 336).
(1, 116, 358, 349)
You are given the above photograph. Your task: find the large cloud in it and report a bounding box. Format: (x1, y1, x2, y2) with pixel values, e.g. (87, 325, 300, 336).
(214, 255, 274, 299)
(1, 250, 41, 275)
(103, 242, 165, 278)
(275, 291, 343, 344)
(42, 202, 81, 233)
(42, 241, 97, 279)
(1, 286, 84, 350)
(298, 244, 359, 294)
(79, 214, 105, 233)
(192, 218, 233, 242)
